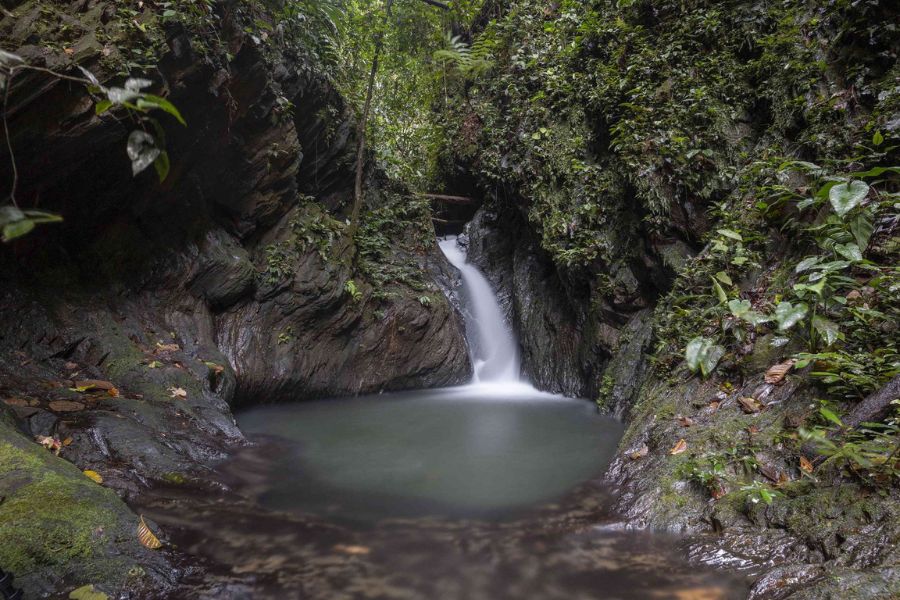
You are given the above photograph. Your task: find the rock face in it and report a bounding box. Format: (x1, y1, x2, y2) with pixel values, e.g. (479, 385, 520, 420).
(464, 207, 655, 407)
(0, 1, 469, 595)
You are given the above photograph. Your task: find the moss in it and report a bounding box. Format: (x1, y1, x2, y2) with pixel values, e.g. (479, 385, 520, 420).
(0, 422, 139, 583)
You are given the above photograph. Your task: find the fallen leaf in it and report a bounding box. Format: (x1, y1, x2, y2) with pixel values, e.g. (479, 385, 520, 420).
(168, 387, 187, 399)
(708, 400, 720, 412)
(669, 438, 688, 455)
(64, 47, 75, 55)
(204, 361, 225, 374)
(107, 387, 119, 398)
(147, 360, 163, 369)
(64, 361, 79, 370)
(333, 544, 370, 555)
(629, 444, 649, 460)
(69, 584, 109, 600)
(83, 470, 103, 484)
(155, 342, 180, 353)
(799, 456, 814, 473)
(738, 396, 762, 414)
(72, 379, 116, 393)
(63, 437, 73, 446)
(137, 516, 163, 549)
(746, 425, 760, 435)
(36, 435, 62, 455)
(765, 359, 796, 384)
(677, 415, 694, 427)
(3, 397, 36, 407)
(49, 400, 86, 412)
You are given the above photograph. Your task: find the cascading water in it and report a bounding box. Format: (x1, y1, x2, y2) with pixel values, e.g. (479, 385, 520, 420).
(438, 236, 520, 384)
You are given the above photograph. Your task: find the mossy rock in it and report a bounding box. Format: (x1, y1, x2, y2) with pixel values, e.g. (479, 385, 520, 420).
(0, 421, 167, 596)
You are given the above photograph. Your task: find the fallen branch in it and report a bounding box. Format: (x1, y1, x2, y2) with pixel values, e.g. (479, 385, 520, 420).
(418, 193, 476, 205)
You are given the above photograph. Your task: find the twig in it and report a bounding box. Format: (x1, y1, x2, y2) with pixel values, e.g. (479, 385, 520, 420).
(3, 70, 17, 207)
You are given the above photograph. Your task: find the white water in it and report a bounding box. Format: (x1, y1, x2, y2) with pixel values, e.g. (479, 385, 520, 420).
(439, 236, 521, 384)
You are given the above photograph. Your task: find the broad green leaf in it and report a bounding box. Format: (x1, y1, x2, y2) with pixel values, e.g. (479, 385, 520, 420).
(819, 407, 843, 428)
(828, 180, 869, 218)
(714, 271, 733, 286)
(712, 278, 727, 303)
(153, 151, 170, 183)
(139, 94, 187, 126)
(2, 219, 34, 242)
(22, 209, 63, 224)
(685, 336, 725, 378)
(728, 299, 751, 316)
(795, 256, 820, 273)
(126, 130, 160, 176)
(847, 166, 900, 179)
(700, 344, 725, 377)
(774, 301, 808, 330)
(794, 279, 826, 296)
(728, 299, 769, 326)
(69, 584, 109, 600)
(717, 228, 742, 241)
(833, 242, 862, 262)
(95, 99, 113, 115)
(812, 316, 840, 346)
(850, 211, 874, 250)
(872, 131, 883, 146)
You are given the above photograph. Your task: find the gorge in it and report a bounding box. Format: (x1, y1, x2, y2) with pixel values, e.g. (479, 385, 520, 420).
(1, 0, 899, 599)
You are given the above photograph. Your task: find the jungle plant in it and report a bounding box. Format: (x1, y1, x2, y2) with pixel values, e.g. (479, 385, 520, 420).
(0, 51, 185, 242)
(800, 403, 900, 483)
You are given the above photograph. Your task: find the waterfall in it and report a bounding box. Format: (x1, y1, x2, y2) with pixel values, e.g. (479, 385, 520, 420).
(439, 236, 521, 384)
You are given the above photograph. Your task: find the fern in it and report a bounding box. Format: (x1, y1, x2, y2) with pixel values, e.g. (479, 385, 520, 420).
(433, 32, 493, 78)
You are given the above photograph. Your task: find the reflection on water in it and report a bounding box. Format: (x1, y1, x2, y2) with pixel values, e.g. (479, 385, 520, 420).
(134, 386, 751, 599)
(234, 385, 623, 522)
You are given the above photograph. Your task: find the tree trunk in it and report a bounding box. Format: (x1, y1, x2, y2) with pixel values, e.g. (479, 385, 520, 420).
(347, 40, 381, 239)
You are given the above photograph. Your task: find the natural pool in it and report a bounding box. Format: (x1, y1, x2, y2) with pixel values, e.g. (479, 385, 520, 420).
(232, 384, 623, 523)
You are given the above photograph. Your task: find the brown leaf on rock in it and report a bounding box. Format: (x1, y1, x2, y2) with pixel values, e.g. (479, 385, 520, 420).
(669, 439, 688, 455)
(35, 435, 62, 455)
(64, 361, 79, 370)
(155, 342, 180, 353)
(765, 359, 796, 384)
(49, 400, 85, 412)
(738, 396, 763, 414)
(3, 397, 37, 407)
(333, 544, 370, 555)
(708, 400, 720, 412)
(138, 516, 163, 549)
(799, 456, 814, 473)
(168, 387, 187, 399)
(72, 379, 116, 393)
(629, 444, 649, 460)
(677, 416, 694, 427)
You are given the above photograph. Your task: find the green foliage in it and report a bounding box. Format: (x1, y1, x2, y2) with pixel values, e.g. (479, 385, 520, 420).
(685, 337, 725, 378)
(800, 403, 900, 484)
(344, 279, 363, 302)
(0, 206, 62, 243)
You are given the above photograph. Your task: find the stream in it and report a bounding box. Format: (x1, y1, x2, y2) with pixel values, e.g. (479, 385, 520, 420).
(136, 237, 750, 599)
